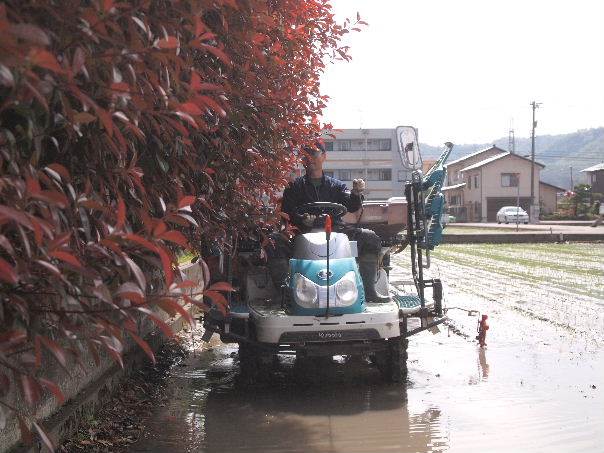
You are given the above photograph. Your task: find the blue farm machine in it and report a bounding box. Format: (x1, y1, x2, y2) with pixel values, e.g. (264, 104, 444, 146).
(202, 126, 454, 382)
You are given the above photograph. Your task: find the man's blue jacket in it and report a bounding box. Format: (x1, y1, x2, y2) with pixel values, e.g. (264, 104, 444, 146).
(281, 173, 362, 228)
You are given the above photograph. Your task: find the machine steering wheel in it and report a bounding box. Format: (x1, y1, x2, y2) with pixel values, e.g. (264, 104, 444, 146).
(296, 202, 348, 218)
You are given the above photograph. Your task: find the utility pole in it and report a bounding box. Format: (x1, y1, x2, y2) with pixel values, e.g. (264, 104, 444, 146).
(570, 166, 573, 190)
(508, 128, 515, 154)
(508, 118, 515, 154)
(530, 101, 541, 222)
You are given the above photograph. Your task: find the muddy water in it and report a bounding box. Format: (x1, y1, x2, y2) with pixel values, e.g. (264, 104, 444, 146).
(132, 246, 604, 453)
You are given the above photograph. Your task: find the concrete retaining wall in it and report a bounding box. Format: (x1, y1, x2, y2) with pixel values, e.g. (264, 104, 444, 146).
(1, 260, 206, 453)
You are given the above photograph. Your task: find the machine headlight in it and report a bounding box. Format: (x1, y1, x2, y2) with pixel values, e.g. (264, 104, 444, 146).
(335, 271, 358, 305)
(294, 273, 318, 307)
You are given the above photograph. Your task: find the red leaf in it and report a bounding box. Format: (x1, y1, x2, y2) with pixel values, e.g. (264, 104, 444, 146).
(178, 195, 197, 209)
(174, 111, 199, 129)
(159, 230, 189, 248)
(196, 95, 226, 117)
(200, 258, 210, 290)
(31, 219, 43, 246)
(49, 251, 82, 268)
(46, 163, 70, 182)
(29, 49, 63, 73)
(9, 23, 50, 46)
(18, 416, 33, 445)
(116, 196, 126, 230)
(124, 257, 146, 290)
(0, 257, 18, 284)
(203, 290, 229, 308)
(138, 308, 174, 338)
(207, 281, 235, 292)
(0, 205, 33, 229)
(0, 329, 27, 350)
(72, 47, 86, 75)
(177, 213, 199, 227)
(127, 331, 156, 364)
(157, 246, 174, 287)
(174, 279, 197, 289)
(35, 259, 62, 277)
(33, 190, 69, 208)
(100, 337, 124, 368)
(158, 36, 179, 49)
(94, 106, 114, 137)
(123, 234, 158, 253)
(153, 221, 168, 237)
(157, 297, 193, 326)
(20, 375, 41, 406)
(200, 43, 231, 65)
(117, 281, 145, 305)
(26, 176, 41, 194)
(179, 102, 202, 116)
(190, 70, 202, 91)
(34, 336, 42, 368)
(32, 421, 55, 453)
(39, 378, 66, 404)
(39, 336, 69, 370)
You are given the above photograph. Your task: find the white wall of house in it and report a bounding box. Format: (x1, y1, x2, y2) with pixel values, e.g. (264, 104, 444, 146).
(478, 155, 541, 220)
(446, 147, 503, 186)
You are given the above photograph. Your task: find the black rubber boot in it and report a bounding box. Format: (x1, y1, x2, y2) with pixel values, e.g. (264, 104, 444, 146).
(358, 258, 390, 303)
(268, 258, 289, 291)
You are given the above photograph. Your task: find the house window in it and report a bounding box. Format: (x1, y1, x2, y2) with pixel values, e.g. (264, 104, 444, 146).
(338, 170, 351, 181)
(380, 139, 391, 150)
(474, 175, 479, 188)
(366, 169, 392, 181)
(467, 177, 472, 189)
(501, 173, 519, 187)
(450, 195, 461, 205)
(332, 138, 391, 151)
(350, 169, 365, 180)
(331, 169, 365, 180)
(336, 140, 351, 151)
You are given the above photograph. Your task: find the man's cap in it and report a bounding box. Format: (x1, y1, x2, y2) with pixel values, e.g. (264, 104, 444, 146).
(302, 141, 325, 155)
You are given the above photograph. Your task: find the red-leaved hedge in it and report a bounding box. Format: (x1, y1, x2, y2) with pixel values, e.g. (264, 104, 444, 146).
(0, 0, 362, 447)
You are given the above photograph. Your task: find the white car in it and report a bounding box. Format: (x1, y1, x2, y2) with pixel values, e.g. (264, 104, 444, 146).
(496, 206, 529, 224)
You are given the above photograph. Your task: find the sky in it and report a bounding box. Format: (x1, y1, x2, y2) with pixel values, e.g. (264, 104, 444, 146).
(320, 0, 604, 146)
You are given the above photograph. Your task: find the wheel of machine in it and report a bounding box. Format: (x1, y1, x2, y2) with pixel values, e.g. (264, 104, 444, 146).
(238, 335, 273, 383)
(374, 337, 408, 383)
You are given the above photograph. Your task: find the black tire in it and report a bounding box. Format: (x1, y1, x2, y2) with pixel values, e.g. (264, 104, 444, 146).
(238, 339, 273, 382)
(374, 337, 408, 383)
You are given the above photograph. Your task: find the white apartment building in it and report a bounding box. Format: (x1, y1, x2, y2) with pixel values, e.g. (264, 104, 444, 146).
(321, 128, 411, 199)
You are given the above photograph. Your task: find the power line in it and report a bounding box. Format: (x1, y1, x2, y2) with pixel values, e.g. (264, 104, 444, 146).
(524, 155, 603, 160)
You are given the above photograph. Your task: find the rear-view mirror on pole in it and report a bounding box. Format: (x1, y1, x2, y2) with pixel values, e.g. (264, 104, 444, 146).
(396, 125, 422, 171)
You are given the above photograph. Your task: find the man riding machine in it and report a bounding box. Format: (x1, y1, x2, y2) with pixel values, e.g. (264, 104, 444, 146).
(201, 126, 453, 383)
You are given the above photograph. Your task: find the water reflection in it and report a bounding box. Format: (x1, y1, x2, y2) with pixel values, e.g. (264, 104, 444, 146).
(133, 347, 450, 453)
(478, 348, 490, 379)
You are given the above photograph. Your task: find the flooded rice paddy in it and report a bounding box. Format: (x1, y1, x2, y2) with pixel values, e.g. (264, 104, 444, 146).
(131, 243, 604, 453)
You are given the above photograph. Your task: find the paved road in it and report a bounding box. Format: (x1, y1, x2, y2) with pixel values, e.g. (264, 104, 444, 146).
(449, 222, 603, 234)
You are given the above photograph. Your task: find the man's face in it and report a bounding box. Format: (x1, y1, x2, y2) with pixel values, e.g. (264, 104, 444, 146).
(302, 148, 326, 172)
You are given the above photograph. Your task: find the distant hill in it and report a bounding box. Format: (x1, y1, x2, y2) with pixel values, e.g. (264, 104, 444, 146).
(420, 128, 604, 189)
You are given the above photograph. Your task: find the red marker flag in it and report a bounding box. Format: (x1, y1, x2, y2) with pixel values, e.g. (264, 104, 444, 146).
(324, 214, 332, 237)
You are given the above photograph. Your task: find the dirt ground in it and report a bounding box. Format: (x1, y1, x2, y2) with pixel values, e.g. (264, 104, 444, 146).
(66, 243, 604, 453)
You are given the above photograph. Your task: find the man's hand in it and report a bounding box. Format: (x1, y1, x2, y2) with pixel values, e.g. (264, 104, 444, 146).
(301, 213, 316, 228)
(352, 178, 366, 196)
